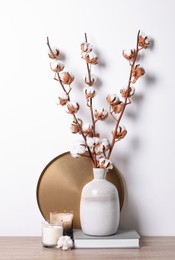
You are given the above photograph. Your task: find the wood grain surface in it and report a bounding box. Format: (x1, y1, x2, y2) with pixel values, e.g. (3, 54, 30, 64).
(0, 237, 175, 260)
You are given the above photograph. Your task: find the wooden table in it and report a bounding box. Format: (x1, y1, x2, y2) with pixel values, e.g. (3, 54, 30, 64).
(0, 237, 175, 259)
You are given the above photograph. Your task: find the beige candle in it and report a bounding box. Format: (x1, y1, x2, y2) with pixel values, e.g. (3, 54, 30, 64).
(50, 211, 74, 235)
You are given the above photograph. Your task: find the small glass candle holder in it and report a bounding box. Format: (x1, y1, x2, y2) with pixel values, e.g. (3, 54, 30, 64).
(42, 220, 63, 248)
(50, 211, 74, 236)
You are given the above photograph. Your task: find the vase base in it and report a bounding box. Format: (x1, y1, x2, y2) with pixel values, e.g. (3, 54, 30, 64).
(82, 230, 118, 237)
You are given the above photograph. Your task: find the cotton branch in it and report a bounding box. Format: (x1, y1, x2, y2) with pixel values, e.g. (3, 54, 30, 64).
(47, 36, 97, 167)
(84, 33, 96, 137)
(107, 30, 141, 159)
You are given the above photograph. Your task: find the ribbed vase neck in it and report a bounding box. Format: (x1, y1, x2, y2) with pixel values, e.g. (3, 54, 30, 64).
(93, 168, 106, 179)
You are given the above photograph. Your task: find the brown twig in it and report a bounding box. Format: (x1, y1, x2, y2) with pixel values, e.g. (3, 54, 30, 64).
(110, 111, 118, 122)
(56, 72, 67, 94)
(47, 37, 55, 58)
(84, 33, 96, 136)
(84, 33, 92, 84)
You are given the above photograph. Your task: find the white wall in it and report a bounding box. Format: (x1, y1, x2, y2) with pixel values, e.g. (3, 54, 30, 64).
(0, 0, 175, 236)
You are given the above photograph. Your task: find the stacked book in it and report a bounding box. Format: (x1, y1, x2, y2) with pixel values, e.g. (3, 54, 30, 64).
(73, 229, 140, 248)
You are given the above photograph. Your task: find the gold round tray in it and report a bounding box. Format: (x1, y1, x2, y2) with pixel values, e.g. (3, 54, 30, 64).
(36, 152, 124, 228)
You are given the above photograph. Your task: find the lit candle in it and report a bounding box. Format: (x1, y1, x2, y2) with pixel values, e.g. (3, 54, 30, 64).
(42, 221, 63, 247)
(50, 211, 74, 236)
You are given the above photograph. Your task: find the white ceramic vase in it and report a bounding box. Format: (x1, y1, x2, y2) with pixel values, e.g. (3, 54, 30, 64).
(80, 168, 120, 236)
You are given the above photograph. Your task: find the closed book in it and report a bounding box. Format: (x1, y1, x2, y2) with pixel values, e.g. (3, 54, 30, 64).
(73, 229, 140, 248)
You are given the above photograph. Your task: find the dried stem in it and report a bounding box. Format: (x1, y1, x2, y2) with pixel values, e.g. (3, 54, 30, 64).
(110, 111, 118, 122)
(84, 33, 96, 136)
(107, 30, 141, 159)
(47, 37, 55, 58)
(57, 73, 68, 94)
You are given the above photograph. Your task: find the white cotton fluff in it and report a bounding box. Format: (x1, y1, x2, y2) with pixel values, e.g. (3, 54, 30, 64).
(82, 51, 98, 60)
(59, 71, 74, 80)
(70, 140, 86, 158)
(117, 125, 126, 134)
(130, 87, 135, 96)
(57, 236, 73, 251)
(81, 42, 93, 52)
(48, 46, 58, 53)
(50, 60, 64, 71)
(95, 138, 110, 154)
(123, 49, 132, 56)
(140, 31, 146, 38)
(86, 137, 100, 148)
(140, 32, 150, 45)
(107, 94, 120, 103)
(48, 46, 59, 57)
(82, 123, 93, 131)
(83, 74, 97, 84)
(83, 86, 96, 94)
(59, 92, 69, 99)
(56, 92, 69, 105)
(99, 158, 113, 170)
(65, 101, 79, 113)
(88, 51, 97, 59)
(145, 37, 150, 44)
(101, 138, 110, 148)
(96, 108, 108, 115)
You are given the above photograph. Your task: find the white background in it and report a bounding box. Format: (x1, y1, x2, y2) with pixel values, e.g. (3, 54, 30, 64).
(0, 0, 175, 236)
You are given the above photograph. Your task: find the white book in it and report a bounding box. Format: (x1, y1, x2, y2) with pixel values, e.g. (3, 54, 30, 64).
(73, 229, 140, 248)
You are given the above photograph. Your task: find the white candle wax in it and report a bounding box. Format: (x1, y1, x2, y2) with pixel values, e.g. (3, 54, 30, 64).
(42, 224, 63, 247)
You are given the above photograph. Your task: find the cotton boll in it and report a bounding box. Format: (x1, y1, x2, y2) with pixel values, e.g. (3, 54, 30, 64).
(123, 49, 132, 56)
(106, 94, 120, 106)
(82, 52, 98, 64)
(80, 42, 93, 53)
(57, 92, 69, 106)
(48, 46, 60, 59)
(112, 125, 127, 141)
(83, 74, 97, 85)
(129, 86, 135, 96)
(50, 60, 64, 72)
(101, 138, 110, 150)
(70, 140, 86, 158)
(138, 32, 150, 49)
(94, 108, 108, 121)
(60, 71, 74, 85)
(86, 137, 100, 148)
(57, 236, 73, 250)
(98, 157, 113, 170)
(82, 123, 92, 131)
(122, 49, 136, 61)
(84, 87, 96, 99)
(65, 101, 79, 114)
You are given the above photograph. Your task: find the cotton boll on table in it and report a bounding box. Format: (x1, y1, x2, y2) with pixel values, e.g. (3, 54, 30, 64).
(57, 236, 73, 251)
